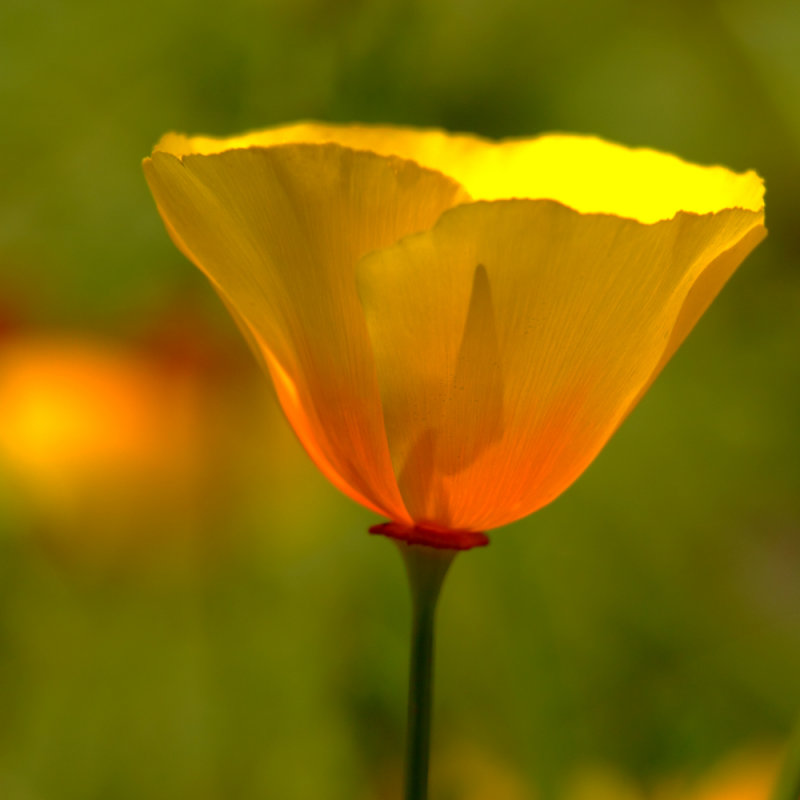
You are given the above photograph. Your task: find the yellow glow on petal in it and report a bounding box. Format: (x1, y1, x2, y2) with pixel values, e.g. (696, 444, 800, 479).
(153, 122, 763, 222)
(358, 199, 765, 531)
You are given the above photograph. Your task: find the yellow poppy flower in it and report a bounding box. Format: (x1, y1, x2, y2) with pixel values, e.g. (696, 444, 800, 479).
(143, 123, 765, 547)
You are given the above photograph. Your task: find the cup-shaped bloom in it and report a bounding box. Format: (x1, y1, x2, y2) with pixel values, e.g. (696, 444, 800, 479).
(143, 123, 765, 544)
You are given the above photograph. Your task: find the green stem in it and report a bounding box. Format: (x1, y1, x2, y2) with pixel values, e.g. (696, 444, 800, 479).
(771, 714, 800, 800)
(396, 542, 457, 800)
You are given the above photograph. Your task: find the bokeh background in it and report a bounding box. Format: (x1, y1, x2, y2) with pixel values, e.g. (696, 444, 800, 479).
(1, 0, 799, 798)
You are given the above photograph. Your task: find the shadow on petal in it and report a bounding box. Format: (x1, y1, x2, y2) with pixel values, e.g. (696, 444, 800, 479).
(439, 264, 505, 475)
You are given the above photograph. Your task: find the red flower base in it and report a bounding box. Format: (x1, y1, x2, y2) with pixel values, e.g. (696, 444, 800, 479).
(369, 521, 489, 551)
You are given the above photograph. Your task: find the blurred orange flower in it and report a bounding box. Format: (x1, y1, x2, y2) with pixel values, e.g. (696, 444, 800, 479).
(0, 329, 286, 563)
(144, 123, 765, 545)
(564, 750, 778, 800)
(0, 336, 194, 501)
(656, 750, 779, 800)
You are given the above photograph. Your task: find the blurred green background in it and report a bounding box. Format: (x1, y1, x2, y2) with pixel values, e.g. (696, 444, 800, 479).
(1, 0, 799, 798)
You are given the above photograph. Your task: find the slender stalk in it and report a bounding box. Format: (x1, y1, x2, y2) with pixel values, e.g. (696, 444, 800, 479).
(771, 714, 800, 800)
(396, 542, 457, 800)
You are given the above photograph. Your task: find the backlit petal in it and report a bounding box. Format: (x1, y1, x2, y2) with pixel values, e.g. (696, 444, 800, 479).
(144, 140, 469, 521)
(358, 200, 765, 531)
(157, 123, 764, 221)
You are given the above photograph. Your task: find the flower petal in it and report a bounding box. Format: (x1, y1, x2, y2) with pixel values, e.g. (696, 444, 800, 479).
(157, 123, 764, 221)
(144, 141, 469, 521)
(358, 199, 765, 531)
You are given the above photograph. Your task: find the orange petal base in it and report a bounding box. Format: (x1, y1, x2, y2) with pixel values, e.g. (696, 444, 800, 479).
(369, 521, 489, 551)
